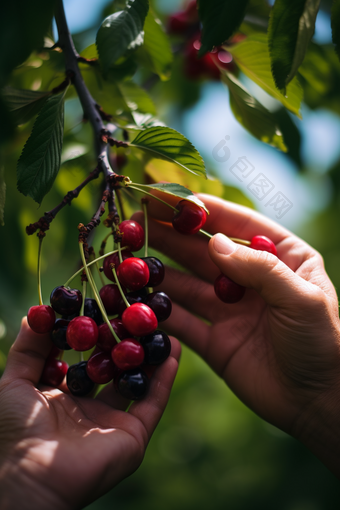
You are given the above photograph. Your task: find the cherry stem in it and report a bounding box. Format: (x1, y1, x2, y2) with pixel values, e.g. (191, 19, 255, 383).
(79, 242, 120, 343)
(111, 264, 130, 309)
(80, 280, 86, 316)
(117, 242, 123, 264)
(128, 184, 177, 211)
(80, 351, 84, 362)
(142, 201, 148, 258)
(95, 260, 106, 287)
(37, 236, 44, 306)
(199, 229, 251, 246)
(63, 247, 127, 287)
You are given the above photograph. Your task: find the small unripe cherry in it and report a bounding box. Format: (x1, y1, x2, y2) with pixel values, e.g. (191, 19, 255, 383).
(172, 200, 207, 235)
(250, 235, 277, 256)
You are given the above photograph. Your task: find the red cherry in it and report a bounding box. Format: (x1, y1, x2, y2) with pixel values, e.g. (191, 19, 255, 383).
(118, 220, 145, 252)
(86, 351, 116, 384)
(172, 200, 207, 235)
(40, 358, 68, 387)
(47, 345, 62, 360)
(103, 250, 134, 282)
(167, 11, 191, 34)
(116, 257, 150, 291)
(66, 316, 98, 351)
(27, 305, 56, 334)
(99, 284, 126, 315)
(111, 338, 145, 370)
(214, 274, 245, 303)
(122, 303, 158, 337)
(97, 318, 130, 352)
(250, 235, 277, 256)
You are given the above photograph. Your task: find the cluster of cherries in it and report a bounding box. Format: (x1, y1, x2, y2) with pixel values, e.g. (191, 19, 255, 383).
(27, 198, 277, 400)
(167, 1, 238, 80)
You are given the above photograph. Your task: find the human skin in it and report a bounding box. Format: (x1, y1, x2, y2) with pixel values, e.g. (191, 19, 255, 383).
(0, 318, 181, 509)
(133, 193, 340, 478)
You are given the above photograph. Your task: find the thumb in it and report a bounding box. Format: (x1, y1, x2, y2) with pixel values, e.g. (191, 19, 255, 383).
(209, 233, 313, 308)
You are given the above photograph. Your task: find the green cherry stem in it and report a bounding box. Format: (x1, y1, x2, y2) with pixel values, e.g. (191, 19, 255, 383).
(37, 236, 44, 306)
(63, 247, 128, 287)
(110, 264, 130, 309)
(79, 242, 120, 343)
(117, 241, 123, 264)
(199, 229, 251, 246)
(80, 280, 86, 316)
(127, 184, 177, 212)
(142, 200, 148, 258)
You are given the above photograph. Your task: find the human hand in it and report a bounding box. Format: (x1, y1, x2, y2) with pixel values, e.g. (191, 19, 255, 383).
(0, 318, 180, 510)
(133, 193, 340, 476)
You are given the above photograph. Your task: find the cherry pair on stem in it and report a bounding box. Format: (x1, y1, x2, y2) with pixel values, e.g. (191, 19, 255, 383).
(132, 192, 340, 479)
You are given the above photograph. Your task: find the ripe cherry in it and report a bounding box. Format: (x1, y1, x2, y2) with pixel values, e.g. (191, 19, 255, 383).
(116, 257, 150, 291)
(143, 292, 172, 322)
(66, 316, 98, 351)
(67, 361, 95, 396)
(50, 319, 72, 350)
(84, 298, 103, 325)
(117, 368, 149, 400)
(99, 284, 126, 316)
(40, 358, 68, 387)
(103, 250, 133, 282)
(111, 338, 145, 370)
(142, 257, 165, 287)
(140, 330, 171, 365)
(118, 220, 145, 252)
(250, 235, 277, 256)
(172, 200, 207, 235)
(50, 286, 82, 316)
(214, 274, 245, 304)
(97, 318, 129, 352)
(122, 303, 158, 337)
(27, 305, 56, 334)
(117, 289, 148, 316)
(86, 351, 116, 384)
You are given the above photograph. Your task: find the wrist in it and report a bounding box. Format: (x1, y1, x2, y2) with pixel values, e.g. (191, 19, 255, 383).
(291, 381, 340, 479)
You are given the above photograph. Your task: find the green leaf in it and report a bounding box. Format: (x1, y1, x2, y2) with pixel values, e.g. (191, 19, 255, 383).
(272, 108, 302, 167)
(96, 0, 149, 77)
(130, 127, 206, 177)
(0, 1, 56, 86)
(17, 92, 65, 204)
(2, 86, 50, 125)
(198, 0, 250, 55)
(117, 81, 156, 114)
(268, 0, 321, 92)
(134, 182, 209, 212)
(332, 0, 340, 62)
(228, 33, 303, 117)
(222, 72, 287, 151)
(0, 167, 6, 226)
(139, 11, 173, 80)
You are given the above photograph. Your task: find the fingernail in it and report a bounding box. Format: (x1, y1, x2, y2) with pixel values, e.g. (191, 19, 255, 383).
(212, 233, 237, 255)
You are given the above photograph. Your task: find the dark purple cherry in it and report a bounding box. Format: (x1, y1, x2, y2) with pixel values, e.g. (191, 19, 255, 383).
(117, 368, 149, 400)
(140, 330, 171, 365)
(99, 284, 126, 316)
(50, 319, 72, 350)
(97, 318, 129, 352)
(84, 298, 103, 325)
(67, 361, 95, 396)
(143, 292, 172, 322)
(142, 257, 165, 287)
(50, 286, 82, 316)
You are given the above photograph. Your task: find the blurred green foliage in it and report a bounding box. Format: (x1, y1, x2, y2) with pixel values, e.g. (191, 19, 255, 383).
(1, 0, 340, 508)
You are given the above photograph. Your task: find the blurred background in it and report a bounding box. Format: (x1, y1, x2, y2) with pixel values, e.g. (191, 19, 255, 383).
(1, 0, 340, 507)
